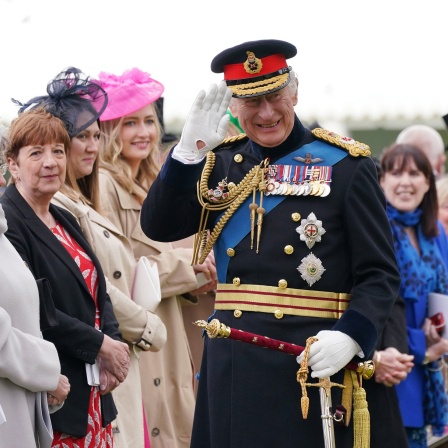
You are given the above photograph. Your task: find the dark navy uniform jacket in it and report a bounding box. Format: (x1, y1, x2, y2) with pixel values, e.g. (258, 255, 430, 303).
(141, 116, 401, 448)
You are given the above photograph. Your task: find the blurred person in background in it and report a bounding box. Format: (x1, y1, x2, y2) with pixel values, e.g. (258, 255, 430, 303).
(396, 124, 446, 179)
(396, 125, 448, 269)
(380, 142, 448, 447)
(437, 175, 448, 237)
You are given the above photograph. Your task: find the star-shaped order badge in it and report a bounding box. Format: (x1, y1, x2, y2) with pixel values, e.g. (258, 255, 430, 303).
(296, 212, 326, 249)
(297, 253, 325, 287)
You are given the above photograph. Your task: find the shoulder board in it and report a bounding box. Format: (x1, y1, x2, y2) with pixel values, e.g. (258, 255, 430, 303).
(213, 133, 248, 151)
(311, 128, 371, 157)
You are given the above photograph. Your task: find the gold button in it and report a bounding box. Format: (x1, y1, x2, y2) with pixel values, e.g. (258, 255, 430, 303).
(228, 182, 236, 190)
(234, 310, 242, 318)
(227, 248, 235, 257)
(291, 212, 301, 222)
(274, 310, 284, 319)
(278, 279, 288, 289)
(284, 245, 294, 255)
(233, 277, 241, 286)
(234, 154, 243, 163)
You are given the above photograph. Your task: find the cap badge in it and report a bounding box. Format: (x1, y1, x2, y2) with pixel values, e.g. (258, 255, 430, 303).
(296, 212, 326, 249)
(297, 253, 325, 287)
(244, 51, 263, 74)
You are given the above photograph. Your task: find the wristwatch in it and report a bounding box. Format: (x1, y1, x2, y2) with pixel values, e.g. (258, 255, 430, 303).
(423, 351, 430, 365)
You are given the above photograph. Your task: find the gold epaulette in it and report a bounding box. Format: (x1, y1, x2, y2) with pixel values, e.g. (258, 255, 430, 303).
(312, 128, 371, 157)
(213, 133, 248, 151)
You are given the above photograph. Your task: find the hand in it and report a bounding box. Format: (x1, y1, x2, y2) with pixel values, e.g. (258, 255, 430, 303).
(189, 250, 218, 295)
(173, 81, 231, 162)
(47, 374, 70, 405)
(99, 368, 121, 395)
(423, 317, 442, 346)
(296, 330, 361, 378)
(422, 318, 448, 361)
(189, 280, 218, 296)
(374, 348, 414, 386)
(97, 335, 130, 383)
(426, 339, 448, 362)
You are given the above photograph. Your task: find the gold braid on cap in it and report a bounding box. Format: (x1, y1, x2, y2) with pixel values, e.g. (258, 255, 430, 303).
(192, 151, 269, 265)
(231, 73, 290, 97)
(311, 128, 371, 157)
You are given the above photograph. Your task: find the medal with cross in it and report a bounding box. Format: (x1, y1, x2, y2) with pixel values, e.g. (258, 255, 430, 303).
(296, 212, 326, 249)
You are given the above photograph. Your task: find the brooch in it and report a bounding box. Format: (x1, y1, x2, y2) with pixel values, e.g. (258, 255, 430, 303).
(207, 177, 229, 202)
(297, 253, 325, 287)
(296, 212, 326, 249)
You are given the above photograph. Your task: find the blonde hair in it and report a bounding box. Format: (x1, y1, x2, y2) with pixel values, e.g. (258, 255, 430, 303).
(60, 143, 102, 212)
(99, 110, 162, 203)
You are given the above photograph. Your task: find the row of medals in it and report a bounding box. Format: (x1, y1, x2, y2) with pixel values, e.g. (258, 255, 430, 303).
(265, 179, 331, 197)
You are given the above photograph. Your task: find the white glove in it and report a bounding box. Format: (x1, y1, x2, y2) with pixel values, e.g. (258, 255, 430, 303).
(172, 81, 232, 163)
(296, 330, 361, 379)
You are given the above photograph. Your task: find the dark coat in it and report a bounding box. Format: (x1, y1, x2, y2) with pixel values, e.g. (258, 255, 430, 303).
(0, 184, 121, 438)
(363, 294, 410, 447)
(141, 117, 401, 448)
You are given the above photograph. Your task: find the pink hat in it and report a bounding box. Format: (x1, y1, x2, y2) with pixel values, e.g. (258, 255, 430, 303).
(97, 68, 164, 121)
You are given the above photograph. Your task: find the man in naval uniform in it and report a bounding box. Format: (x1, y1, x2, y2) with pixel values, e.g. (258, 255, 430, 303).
(141, 39, 402, 447)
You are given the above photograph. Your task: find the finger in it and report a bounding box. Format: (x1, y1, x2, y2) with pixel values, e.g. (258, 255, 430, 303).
(204, 266, 217, 280)
(306, 345, 325, 366)
(213, 81, 232, 114)
(191, 89, 207, 113)
(206, 250, 216, 263)
(217, 114, 230, 139)
(100, 371, 109, 392)
(219, 85, 233, 116)
(310, 366, 336, 379)
(202, 84, 219, 112)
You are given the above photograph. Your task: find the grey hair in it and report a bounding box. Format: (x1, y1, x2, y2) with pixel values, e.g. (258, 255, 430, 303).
(288, 69, 298, 95)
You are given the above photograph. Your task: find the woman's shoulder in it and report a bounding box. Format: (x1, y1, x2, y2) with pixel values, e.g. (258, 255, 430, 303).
(99, 167, 116, 182)
(52, 191, 88, 219)
(99, 168, 138, 210)
(99, 168, 122, 192)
